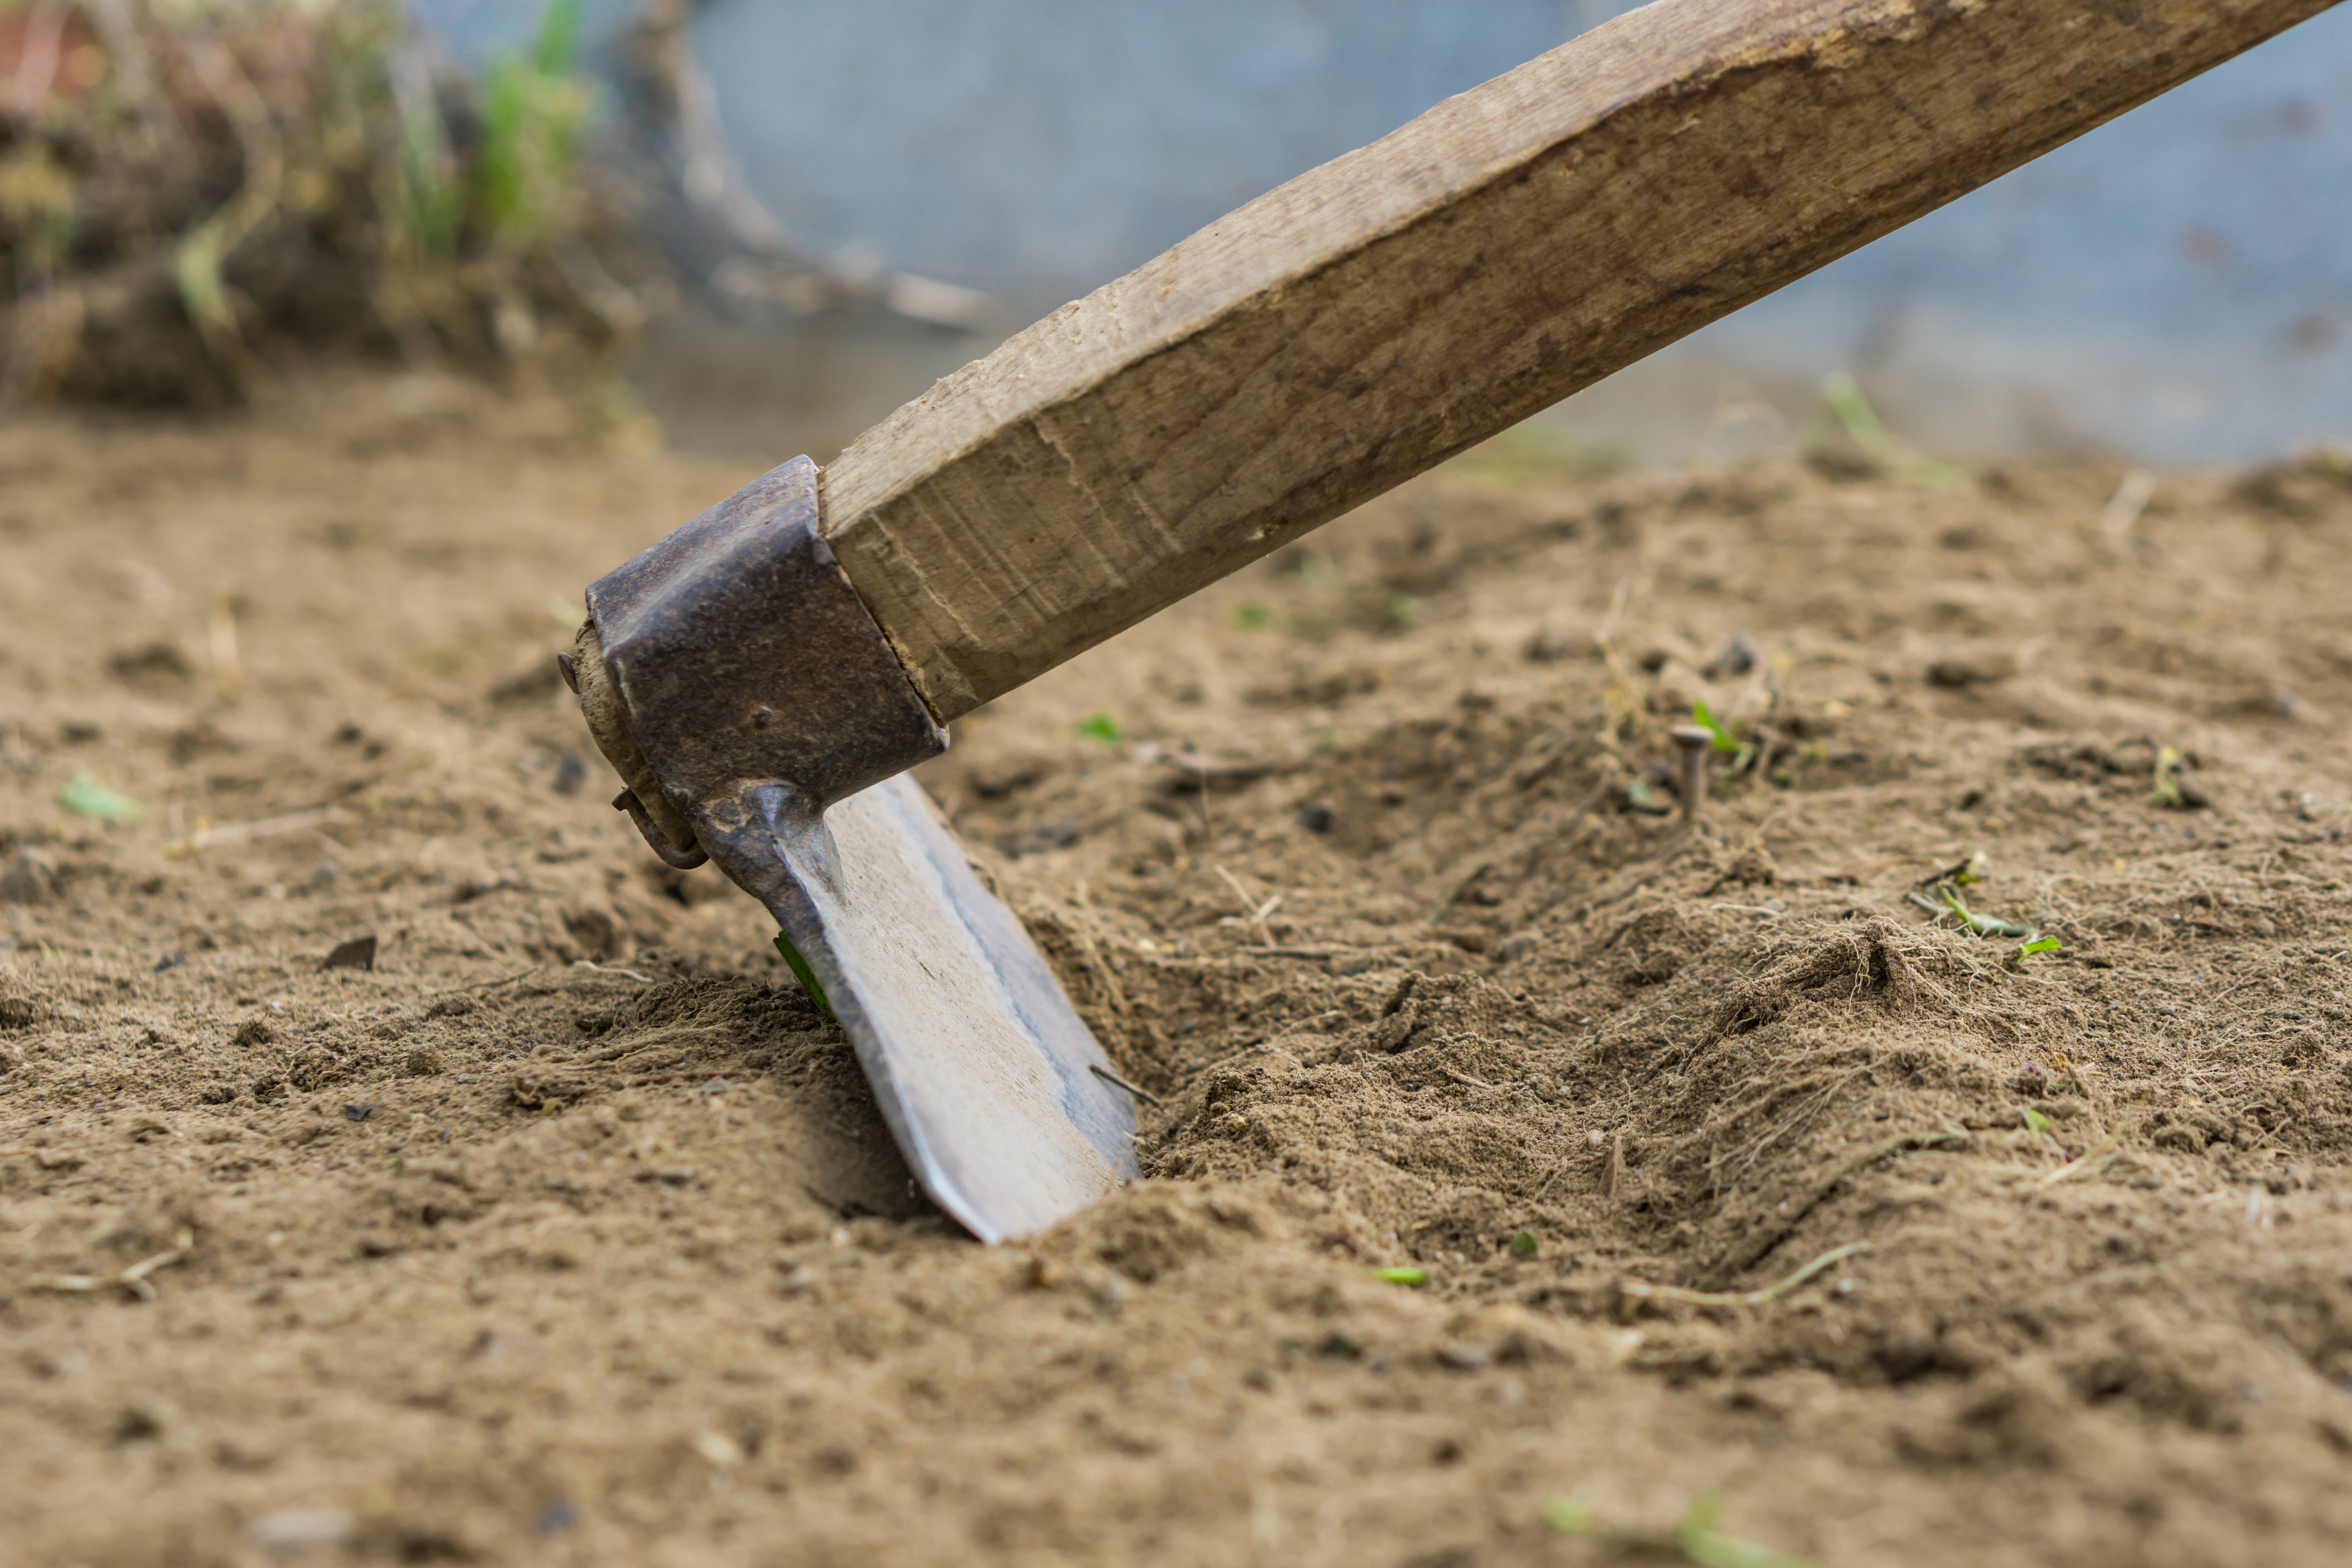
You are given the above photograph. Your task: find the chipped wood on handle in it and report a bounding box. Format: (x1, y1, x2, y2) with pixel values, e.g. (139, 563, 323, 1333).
(822, 0, 2337, 723)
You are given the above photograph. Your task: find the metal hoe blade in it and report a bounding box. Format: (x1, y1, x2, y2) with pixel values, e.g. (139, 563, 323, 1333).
(695, 774, 1137, 1242)
(575, 457, 1138, 1243)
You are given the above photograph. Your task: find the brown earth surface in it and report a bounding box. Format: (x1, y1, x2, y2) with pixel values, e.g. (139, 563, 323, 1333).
(6, 369, 2352, 1567)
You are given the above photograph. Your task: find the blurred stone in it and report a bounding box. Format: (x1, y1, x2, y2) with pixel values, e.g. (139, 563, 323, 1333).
(249, 1508, 354, 1557)
(1928, 649, 2021, 688)
(0, 847, 56, 904)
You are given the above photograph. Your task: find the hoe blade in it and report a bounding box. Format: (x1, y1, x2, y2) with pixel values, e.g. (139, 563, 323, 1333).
(694, 773, 1140, 1243)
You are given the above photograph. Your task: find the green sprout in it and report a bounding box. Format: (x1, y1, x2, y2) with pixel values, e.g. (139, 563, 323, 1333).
(2021, 1106, 2054, 1138)
(1541, 1499, 1597, 1535)
(1678, 1493, 1815, 1568)
(1924, 850, 1987, 886)
(2149, 745, 2207, 809)
(1075, 713, 1123, 744)
(474, 0, 592, 253)
(2018, 935, 2061, 960)
(1690, 700, 1742, 754)
(388, 85, 464, 262)
(58, 773, 142, 823)
(1689, 700, 1759, 775)
(772, 932, 835, 1020)
(1381, 593, 1422, 628)
(1541, 1492, 1813, 1567)
(1232, 601, 1271, 630)
(1373, 1266, 1427, 1287)
(1509, 1229, 1539, 1257)
(1936, 885, 2036, 939)
(1821, 370, 1896, 469)
(1814, 369, 1961, 486)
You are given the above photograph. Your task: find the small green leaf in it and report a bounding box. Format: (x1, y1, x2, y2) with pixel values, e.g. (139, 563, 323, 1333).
(1679, 1492, 1815, 1568)
(1541, 1498, 1597, 1536)
(1509, 1229, 1539, 1257)
(1381, 593, 1422, 627)
(1821, 369, 1895, 465)
(1075, 713, 1123, 743)
(772, 932, 835, 1020)
(1373, 1266, 1427, 1287)
(58, 772, 142, 823)
(2018, 935, 2061, 958)
(2149, 745, 2204, 809)
(2021, 1106, 2054, 1138)
(1232, 601, 1271, 630)
(1692, 701, 1740, 752)
(1939, 885, 2036, 938)
(1685, 1527, 1817, 1568)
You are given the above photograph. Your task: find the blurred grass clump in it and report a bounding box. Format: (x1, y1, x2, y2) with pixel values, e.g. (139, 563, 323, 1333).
(0, 0, 644, 405)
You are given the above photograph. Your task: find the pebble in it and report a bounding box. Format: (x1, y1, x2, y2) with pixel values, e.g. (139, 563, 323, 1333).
(249, 1508, 354, 1556)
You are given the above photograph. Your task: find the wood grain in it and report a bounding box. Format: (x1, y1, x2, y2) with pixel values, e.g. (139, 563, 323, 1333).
(822, 0, 2338, 722)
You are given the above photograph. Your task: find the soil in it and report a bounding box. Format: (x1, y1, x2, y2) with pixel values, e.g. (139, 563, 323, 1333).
(6, 368, 2352, 1567)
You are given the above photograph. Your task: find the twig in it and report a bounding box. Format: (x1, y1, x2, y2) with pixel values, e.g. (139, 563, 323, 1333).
(1087, 1062, 1166, 1108)
(25, 1228, 194, 1303)
(1210, 862, 1256, 915)
(2100, 468, 2158, 554)
(165, 805, 345, 857)
(1211, 864, 1278, 946)
(2034, 1125, 2128, 1187)
(1441, 1067, 1494, 1091)
(421, 966, 538, 1000)
(572, 960, 656, 984)
(207, 592, 242, 701)
(1618, 1241, 1869, 1311)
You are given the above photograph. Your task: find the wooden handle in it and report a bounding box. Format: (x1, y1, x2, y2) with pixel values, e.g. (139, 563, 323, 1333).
(823, 0, 2337, 723)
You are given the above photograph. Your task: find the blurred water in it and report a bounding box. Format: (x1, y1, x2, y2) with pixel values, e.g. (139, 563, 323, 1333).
(417, 0, 2352, 465)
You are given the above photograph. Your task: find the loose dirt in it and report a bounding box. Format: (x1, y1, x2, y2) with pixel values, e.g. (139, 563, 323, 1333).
(6, 369, 2352, 1567)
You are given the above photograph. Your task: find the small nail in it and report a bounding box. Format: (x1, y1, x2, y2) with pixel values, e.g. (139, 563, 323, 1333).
(1668, 725, 1714, 823)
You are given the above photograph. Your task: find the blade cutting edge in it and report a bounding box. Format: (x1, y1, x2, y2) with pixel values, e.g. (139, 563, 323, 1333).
(693, 773, 1141, 1243)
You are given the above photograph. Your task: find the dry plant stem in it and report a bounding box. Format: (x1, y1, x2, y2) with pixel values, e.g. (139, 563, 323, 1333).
(206, 593, 241, 700)
(2036, 1126, 2129, 1187)
(572, 961, 656, 984)
(25, 1230, 195, 1303)
(2100, 468, 2159, 554)
(165, 806, 346, 857)
(421, 967, 539, 1000)
(1087, 1062, 1166, 1108)
(1212, 864, 1279, 946)
(1618, 1241, 1871, 1312)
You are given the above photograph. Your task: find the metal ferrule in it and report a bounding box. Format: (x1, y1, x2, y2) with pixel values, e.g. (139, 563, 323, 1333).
(573, 456, 948, 867)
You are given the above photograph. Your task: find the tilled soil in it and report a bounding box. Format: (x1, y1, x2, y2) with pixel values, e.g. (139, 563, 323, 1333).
(6, 370, 2352, 1567)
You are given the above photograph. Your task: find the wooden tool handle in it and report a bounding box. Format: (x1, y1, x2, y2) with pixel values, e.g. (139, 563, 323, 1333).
(822, 0, 2336, 723)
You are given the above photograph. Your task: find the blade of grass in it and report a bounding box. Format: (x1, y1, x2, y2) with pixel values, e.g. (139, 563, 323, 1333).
(772, 932, 835, 1020)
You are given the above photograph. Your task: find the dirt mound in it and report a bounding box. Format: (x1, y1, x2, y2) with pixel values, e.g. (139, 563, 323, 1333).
(8, 377, 2352, 1564)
